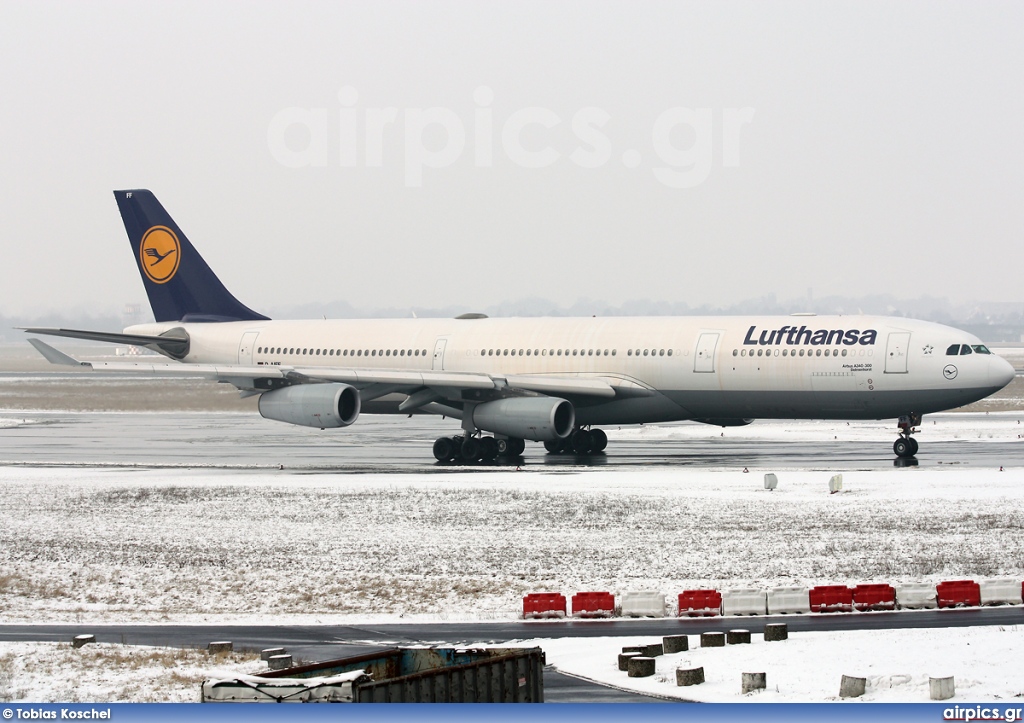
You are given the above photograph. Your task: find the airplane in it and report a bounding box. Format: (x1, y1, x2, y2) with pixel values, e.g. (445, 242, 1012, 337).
(24, 190, 1016, 463)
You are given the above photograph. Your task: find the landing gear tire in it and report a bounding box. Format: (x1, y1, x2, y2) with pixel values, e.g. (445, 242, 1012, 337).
(479, 436, 499, 462)
(908, 437, 919, 456)
(460, 436, 481, 462)
(544, 439, 565, 453)
(570, 429, 594, 454)
(433, 437, 456, 462)
(894, 438, 914, 458)
(589, 428, 608, 452)
(507, 437, 526, 456)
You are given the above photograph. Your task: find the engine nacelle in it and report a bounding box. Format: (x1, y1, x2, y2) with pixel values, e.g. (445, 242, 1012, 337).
(258, 383, 361, 429)
(472, 397, 574, 441)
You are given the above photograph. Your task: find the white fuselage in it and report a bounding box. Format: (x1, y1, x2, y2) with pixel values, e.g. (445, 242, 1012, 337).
(127, 314, 1015, 425)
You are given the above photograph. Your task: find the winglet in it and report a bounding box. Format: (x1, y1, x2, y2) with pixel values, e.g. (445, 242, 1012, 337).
(26, 339, 92, 368)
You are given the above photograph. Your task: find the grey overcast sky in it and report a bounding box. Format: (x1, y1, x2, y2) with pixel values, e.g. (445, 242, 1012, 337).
(1, 1, 1022, 319)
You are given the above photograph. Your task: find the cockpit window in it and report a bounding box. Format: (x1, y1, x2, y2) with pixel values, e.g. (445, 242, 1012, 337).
(946, 344, 960, 355)
(959, 345, 973, 355)
(971, 345, 991, 354)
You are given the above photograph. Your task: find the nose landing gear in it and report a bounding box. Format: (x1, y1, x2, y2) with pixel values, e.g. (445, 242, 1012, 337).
(894, 413, 922, 458)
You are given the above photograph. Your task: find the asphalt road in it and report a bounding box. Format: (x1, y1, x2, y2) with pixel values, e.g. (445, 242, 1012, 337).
(1, 408, 1022, 471)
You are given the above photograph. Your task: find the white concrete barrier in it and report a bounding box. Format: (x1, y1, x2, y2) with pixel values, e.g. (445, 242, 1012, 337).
(767, 586, 810, 614)
(722, 588, 767, 616)
(895, 582, 937, 610)
(979, 578, 1023, 606)
(621, 591, 666, 617)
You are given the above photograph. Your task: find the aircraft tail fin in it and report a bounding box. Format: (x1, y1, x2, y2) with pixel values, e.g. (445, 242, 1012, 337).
(114, 190, 269, 323)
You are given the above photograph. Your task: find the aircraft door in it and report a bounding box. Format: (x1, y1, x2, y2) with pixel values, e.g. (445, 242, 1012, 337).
(884, 332, 910, 374)
(238, 331, 260, 365)
(432, 338, 448, 371)
(694, 332, 720, 373)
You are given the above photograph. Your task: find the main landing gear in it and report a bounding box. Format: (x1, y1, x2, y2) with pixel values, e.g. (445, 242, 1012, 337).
(893, 413, 922, 458)
(543, 427, 608, 455)
(432, 435, 525, 463)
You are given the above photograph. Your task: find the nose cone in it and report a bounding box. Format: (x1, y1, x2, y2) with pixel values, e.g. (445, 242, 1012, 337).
(991, 355, 1017, 389)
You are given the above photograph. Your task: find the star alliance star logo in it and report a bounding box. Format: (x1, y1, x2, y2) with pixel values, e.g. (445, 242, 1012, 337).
(923, 345, 934, 355)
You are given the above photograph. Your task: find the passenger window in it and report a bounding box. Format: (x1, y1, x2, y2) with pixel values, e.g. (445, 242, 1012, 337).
(960, 345, 973, 355)
(611, 350, 616, 356)
(643, 349, 649, 356)
(667, 349, 673, 356)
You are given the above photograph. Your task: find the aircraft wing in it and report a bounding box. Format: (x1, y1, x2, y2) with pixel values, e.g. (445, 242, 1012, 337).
(25, 339, 626, 401)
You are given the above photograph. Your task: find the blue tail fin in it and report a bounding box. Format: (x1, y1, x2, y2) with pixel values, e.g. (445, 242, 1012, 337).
(115, 189, 269, 323)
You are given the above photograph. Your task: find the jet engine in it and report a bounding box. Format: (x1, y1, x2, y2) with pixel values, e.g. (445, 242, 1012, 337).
(258, 383, 361, 428)
(472, 397, 574, 441)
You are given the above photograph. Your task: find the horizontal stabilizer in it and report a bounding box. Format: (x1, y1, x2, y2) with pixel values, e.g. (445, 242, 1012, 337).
(20, 327, 189, 358)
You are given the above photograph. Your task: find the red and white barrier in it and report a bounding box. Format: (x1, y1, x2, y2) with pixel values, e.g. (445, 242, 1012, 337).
(978, 579, 1023, 606)
(936, 580, 981, 608)
(621, 591, 665, 617)
(677, 589, 722, 617)
(767, 586, 811, 614)
(895, 582, 938, 610)
(809, 585, 854, 613)
(853, 584, 896, 611)
(721, 588, 767, 616)
(523, 576, 1020, 620)
(522, 592, 566, 619)
(572, 591, 615, 618)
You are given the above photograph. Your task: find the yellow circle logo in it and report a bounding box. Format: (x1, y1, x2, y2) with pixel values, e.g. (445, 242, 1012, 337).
(139, 226, 181, 284)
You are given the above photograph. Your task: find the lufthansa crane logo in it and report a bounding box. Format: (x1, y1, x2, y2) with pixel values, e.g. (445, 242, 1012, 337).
(943, 364, 958, 380)
(139, 226, 181, 284)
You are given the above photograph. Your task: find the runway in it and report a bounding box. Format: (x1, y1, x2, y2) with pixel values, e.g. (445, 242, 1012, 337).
(2, 408, 1023, 471)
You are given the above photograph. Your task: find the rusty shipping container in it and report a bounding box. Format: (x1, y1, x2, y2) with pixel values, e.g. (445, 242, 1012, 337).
(202, 647, 545, 703)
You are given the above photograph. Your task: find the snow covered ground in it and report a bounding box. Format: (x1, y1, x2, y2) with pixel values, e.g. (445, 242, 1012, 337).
(533, 625, 1024, 702)
(0, 414, 1023, 624)
(2, 627, 1022, 703)
(0, 641, 263, 702)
